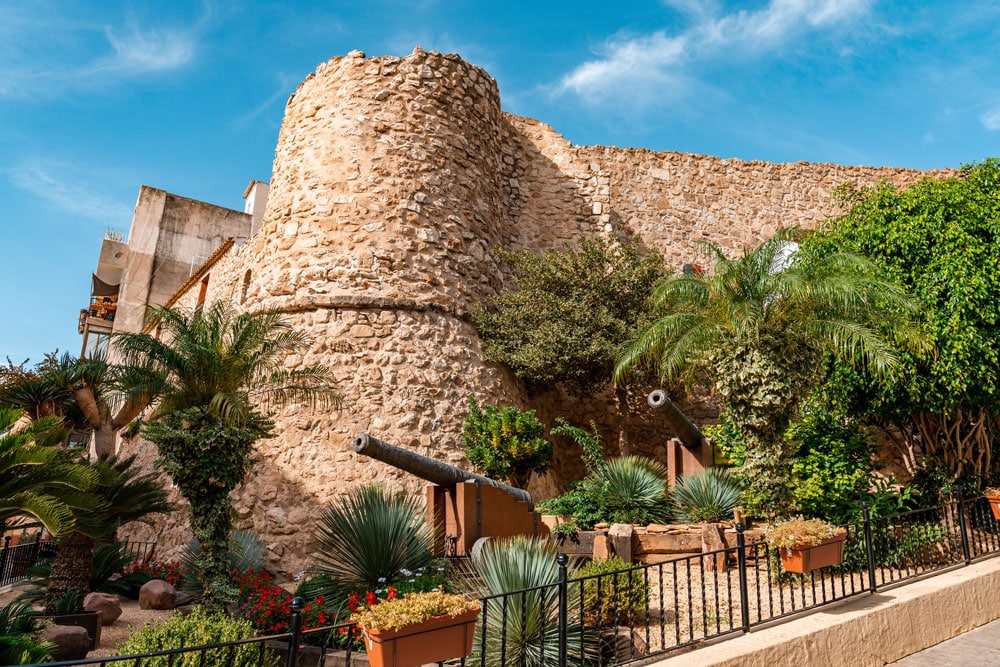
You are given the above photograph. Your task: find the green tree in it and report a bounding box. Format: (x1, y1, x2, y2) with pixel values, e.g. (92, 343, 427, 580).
(615, 230, 922, 518)
(472, 235, 664, 455)
(0, 408, 96, 536)
(462, 398, 552, 489)
(43, 454, 174, 612)
(114, 303, 340, 609)
(805, 159, 1000, 484)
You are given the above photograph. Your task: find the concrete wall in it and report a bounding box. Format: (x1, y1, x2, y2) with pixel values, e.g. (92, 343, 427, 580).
(114, 186, 252, 334)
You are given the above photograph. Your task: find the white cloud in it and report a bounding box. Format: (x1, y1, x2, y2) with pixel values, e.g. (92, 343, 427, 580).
(6, 160, 132, 225)
(981, 107, 1000, 131)
(558, 0, 871, 105)
(0, 10, 200, 99)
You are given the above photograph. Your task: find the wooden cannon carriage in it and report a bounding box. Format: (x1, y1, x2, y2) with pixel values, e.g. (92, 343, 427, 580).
(352, 433, 548, 557)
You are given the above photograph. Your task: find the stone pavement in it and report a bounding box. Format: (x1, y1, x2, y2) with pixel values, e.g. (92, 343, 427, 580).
(888, 617, 1000, 666)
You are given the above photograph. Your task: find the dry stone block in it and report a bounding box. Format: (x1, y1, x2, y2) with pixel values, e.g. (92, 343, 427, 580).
(84, 592, 122, 625)
(139, 579, 178, 610)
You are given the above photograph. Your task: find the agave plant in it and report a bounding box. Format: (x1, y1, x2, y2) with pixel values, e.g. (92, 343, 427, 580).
(582, 456, 672, 525)
(672, 468, 742, 524)
(313, 484, 433, 594)
(460, 536, 598, 667)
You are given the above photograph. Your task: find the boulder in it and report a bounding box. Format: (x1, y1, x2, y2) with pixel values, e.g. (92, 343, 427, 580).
(43, 623, 91, 661)
(139, 579, 178, 610)
(84, 592, 122, 625)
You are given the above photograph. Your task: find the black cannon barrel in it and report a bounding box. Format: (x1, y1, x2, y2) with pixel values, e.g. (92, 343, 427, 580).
(352, 433, 532, 505)
(647, 389, 705, 449)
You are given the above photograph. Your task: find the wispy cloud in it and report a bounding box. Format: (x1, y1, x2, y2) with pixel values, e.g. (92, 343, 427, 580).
(233, 72, 302, 129)
(0, 6, 202, 99)
(981, 107, 1000, 131)
(5, 159, 132, 224)
(558, 0, 871, 105)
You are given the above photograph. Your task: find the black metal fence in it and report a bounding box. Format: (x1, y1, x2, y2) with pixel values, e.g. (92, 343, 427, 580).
(0, 535, 157, 588)
(21, 490, 1000, 667)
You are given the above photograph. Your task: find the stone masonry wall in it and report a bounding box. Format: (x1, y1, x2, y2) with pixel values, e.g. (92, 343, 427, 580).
(121, 48, 950, 576)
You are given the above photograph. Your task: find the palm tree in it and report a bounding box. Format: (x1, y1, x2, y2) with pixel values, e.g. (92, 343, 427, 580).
(43, 454, 174, 612)
(614, 231, 924, 518)
(114, 302, 340, 609)
(0, 408, 96, 537)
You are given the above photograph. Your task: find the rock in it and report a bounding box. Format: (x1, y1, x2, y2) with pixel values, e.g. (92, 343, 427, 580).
(139, 579, 178, 610)
(592, 532, 612, 560)
(43, 624, 91, 661)
(84, 592, 122, 625)
(702, 523, 728, 572)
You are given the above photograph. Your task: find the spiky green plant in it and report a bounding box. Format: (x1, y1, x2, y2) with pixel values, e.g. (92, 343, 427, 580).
(672, 468, 742, 524)
(313, 484, 433, 593)
(461, 536, 598, 667)
(0, 601, 52, 665)
(582, 456, 672, 525)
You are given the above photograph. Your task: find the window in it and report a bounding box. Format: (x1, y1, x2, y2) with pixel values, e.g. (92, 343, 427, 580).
(240, 269, 252, 304)
(196, 274, 210, 312)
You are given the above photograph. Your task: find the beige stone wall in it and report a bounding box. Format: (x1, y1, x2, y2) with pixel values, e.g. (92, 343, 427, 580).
(122, 48, 951, 577)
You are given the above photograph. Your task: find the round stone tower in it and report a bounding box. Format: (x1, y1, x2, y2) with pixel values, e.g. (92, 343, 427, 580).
(253, 47, 509, 313)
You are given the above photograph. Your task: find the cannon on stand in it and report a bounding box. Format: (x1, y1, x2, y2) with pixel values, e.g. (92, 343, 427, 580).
(352, 433, 547, 557)
(647, 389, 712, 483)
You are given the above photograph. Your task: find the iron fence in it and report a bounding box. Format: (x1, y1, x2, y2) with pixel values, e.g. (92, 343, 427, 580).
(20, 489, 1000, 667)
(0, 535, 156, 589)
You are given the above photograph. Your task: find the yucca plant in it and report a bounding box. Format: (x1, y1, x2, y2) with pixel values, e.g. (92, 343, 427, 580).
(460, 536, 598, 667)
(582, 456, 672, 525)
(313, 484, 433, 594)
(672, 468, 742, 524)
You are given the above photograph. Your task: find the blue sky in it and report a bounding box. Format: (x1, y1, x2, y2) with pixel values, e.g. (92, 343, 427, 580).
(2, 0, 998, 364)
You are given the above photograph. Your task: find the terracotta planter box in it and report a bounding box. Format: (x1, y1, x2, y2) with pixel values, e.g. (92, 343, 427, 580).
(986, 495, 1000, 520)
(362, 607, 479, 667)
(778, 533, 846, 573)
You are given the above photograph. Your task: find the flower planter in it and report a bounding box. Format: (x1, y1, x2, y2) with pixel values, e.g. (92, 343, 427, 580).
(986, 495, 1000, 520)
(362, 607, 479, 667)
(778, 533, 846, 573)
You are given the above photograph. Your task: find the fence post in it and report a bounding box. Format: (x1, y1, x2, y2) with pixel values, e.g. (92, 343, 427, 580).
(557, 552, 568, 667)
(735, 523, 750, 632)
(953, 485, 972, 565)
(287, 596, 305, 667)
(0, 535, 10, 583)
(861, 501, 877, 594)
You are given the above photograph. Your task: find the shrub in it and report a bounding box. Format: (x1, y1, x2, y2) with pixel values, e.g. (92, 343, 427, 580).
(115, 606, 279, 666)
(536, 488, 605, 532)
(765, 518, 845, 550)
(572, 556, 647, 626)
(313, 484, 433, 593)
(178, 529, 266, 601)
(672, 469, 742, 524)
(123, 556, 183, 588)
(351, 591, 478, 632)
(462, 398, 553, 488)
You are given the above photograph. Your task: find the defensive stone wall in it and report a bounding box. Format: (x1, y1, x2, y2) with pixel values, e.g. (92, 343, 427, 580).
(120, 48, 949, 575)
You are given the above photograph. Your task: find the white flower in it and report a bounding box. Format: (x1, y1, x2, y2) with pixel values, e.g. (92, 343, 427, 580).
(399, 568, 412, 577)
(294, 570, 307, 581)
(377, 577, 387, 583)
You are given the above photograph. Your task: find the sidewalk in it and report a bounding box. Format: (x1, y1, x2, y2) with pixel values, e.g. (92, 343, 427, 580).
(887, 616, 1000, 666)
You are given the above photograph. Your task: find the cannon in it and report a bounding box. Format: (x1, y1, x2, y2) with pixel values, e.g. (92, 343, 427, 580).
(352, 433, 546, 556)
(646, 389, 712, 483)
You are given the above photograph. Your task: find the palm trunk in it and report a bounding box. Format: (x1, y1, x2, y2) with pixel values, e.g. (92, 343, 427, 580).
(189, 491, 237, 612)
(92, 423, 117, 458)
(45, 531, 97, 613)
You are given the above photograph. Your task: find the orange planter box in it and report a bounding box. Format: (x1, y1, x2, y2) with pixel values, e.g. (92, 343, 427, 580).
(986, 495, 1000, 520)
(363, 607, 479, 667)
(779, 533, 846, 573)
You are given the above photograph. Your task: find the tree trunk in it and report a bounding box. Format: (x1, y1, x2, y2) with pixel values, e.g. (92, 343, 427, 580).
(188, 491, 237, 612)
(45, 531, 97, 614)
(615, 385, 632, 456)
(91, 423, 118, 459)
